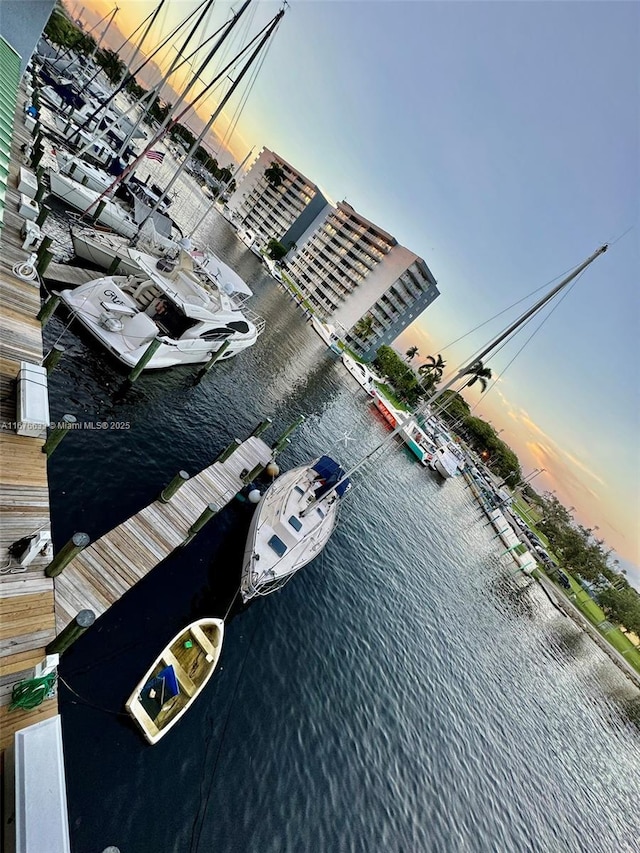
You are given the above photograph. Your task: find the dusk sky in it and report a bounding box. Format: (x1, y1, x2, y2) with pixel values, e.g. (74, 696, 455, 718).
(76, 1, 638, 580)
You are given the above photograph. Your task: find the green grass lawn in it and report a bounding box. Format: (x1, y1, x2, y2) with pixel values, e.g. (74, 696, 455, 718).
(375, 384, 411, 412)
(548, 571, 640, 672)
(280, 271, 314, 312)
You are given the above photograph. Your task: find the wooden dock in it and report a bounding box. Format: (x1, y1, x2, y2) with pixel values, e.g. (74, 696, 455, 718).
(53, 436, 273, 631)
(43, 261, 98, 289)
(0, 83, 57, 754)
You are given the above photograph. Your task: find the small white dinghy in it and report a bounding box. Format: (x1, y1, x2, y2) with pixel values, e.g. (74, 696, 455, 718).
(126, 618, 224, 744)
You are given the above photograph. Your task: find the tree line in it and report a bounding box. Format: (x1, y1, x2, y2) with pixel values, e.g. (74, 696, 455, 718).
(539, 496, 640, 634)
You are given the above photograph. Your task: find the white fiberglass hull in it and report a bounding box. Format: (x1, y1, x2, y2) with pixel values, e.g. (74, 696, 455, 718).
(58, 276, 248, 369)
(341, 353, 378, 395)
(241, 462, 343, 602)
(431, 448, 458, 479)
(71, 227, 140, 275)
(56, 150, 115, 195)
(48, 170, 138, 238)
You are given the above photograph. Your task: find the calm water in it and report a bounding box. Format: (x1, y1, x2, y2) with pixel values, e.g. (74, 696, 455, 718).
(43, 199, 640, 853)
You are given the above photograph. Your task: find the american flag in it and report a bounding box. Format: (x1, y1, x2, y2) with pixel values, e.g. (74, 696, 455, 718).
(145, 150, 165, 163)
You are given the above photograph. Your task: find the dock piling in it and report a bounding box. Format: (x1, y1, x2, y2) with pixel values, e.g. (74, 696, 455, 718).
(127, 337, 162, 382)
(184, 503, 219, 544)
(159, 470, 190, 503)
(42, 344, 65, 374)
(92, 200, 107, 224)
(46, 609, 96, 655)
(35, 236, 53, 276)
(272, 436, 291, 457)
(36, 293, 59, 326)
(271, 415, 305, 450)
(214, 438, 241, 463)
(35, 204, 50, 227)
(45, 532, 90, 578)
(250, 417, 272, 438)
(43, 414, 77, 456)
(242, 462, 266, 484)
(198, 340, 231, 377)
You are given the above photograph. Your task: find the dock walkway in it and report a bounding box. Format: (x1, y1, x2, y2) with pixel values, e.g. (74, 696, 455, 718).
(53, 436, 273, 631)
(0, 82, 57, 753)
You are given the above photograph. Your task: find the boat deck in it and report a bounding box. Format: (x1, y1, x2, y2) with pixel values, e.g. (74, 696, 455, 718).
(0, 82, 57, 755)
(53, 435, 273, 631)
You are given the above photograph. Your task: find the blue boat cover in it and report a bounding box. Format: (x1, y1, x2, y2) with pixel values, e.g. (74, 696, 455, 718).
(312, 455, 350, 497)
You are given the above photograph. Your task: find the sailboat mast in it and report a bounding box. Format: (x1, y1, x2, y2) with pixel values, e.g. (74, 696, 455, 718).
(82, 3, 279, 215)
(308, 244, 609, 503)
(124, 0, 165, 79)
(76, 0, 214, 134)
(149, 16, 277, 215)
(92, 5, 119, 56)
(114, 14, 240, 160)
(187, 147, 254, 239)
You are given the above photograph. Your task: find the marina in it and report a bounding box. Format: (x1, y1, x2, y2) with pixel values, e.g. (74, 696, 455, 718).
(0, 4, 637, 852)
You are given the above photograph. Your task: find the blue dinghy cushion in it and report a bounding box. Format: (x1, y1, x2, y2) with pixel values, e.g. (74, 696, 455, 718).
(139, 664, 180, 719)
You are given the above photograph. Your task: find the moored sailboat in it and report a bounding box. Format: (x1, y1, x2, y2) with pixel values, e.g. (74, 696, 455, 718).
(241, 456, 350, 602)
(241, 244, 609, 599)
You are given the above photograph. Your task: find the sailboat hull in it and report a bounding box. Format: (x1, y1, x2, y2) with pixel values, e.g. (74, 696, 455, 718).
(241, 460, 345, 602)
(48, 170, 138, 238)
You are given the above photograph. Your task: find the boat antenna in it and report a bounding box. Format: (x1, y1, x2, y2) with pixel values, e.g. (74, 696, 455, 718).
(308, 244, 609, 505)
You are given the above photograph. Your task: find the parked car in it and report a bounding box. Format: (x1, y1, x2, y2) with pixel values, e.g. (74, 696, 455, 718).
(556, 570, 571, 590)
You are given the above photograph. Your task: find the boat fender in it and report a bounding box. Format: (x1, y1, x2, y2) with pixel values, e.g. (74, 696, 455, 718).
(247, 489, 261, 504)
(265, 461, 279, 477)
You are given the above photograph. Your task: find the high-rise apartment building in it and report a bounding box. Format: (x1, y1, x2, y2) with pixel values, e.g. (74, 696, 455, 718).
(225, 147, 331, 251)
(287, 202, 440, 360)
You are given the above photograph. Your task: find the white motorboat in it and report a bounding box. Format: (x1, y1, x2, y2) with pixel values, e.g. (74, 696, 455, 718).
(48, 170, 139, 238)
(398, 417, 437, 466)
(262, 255, 283, 281)
(430, 445, 461, 479)
(310, 315, 343, 352)
(341, 353, 381, 395)
(237, 228, 263, 257)
(71, 225, 255, 310)
(58, 250, 263, 370)
(241, 456, 350, 602)
(126, 618, 224, 744)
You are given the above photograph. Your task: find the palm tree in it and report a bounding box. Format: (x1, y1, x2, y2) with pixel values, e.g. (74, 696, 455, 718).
(264, 161, 285, 189)
(418, 353, 446, 383)
(461, 360, 492, 392)
(405, 346, 419, 361)
(353, 314, 374, 340)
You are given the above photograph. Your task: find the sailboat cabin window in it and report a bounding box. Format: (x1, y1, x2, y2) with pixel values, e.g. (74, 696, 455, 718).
(267, 535, 287, 557)
(288, 515, 302, 532)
